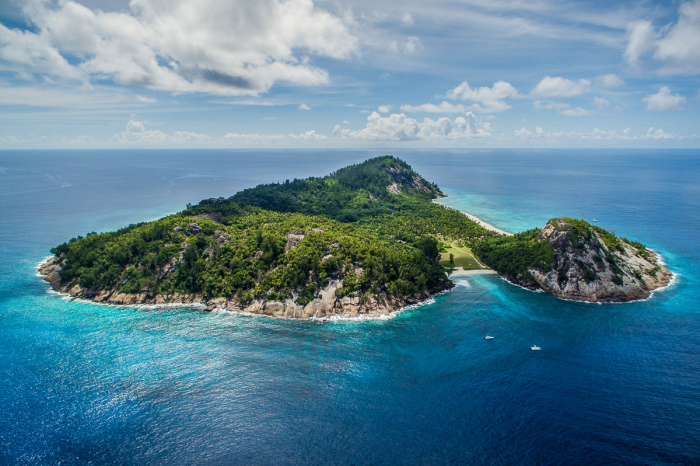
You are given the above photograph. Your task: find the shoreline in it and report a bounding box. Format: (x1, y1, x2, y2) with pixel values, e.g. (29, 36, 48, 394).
(432, 198, 513, 236)
(447, 268, 497, 276)
(37, 256, 454, 321)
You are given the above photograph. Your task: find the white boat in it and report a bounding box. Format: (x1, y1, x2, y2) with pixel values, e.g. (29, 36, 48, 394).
(592, 219, 598, 222)
(484, 336, 494, 340)
(531, 345, 541, 351)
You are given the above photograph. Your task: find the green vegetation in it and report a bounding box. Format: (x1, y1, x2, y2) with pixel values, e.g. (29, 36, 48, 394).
(472, 229, 554, 281)
(473, 217, 655, 286)
(50, 156, 495, 304)
(439, 241, 483, 271)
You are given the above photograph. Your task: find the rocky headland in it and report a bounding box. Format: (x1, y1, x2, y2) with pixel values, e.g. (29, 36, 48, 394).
(489, 218, 673, 302)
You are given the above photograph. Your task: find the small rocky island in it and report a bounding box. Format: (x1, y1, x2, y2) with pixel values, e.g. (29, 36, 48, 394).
(40, 157, 673, 317)
(474, 218, 672, 302)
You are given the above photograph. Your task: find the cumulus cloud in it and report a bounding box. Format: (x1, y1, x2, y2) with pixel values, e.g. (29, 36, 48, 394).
(114, 120, 209, 145)
(299, 103, 311, 110)
(642, 127, 677, 139)
(1, 0, 358, 96)
(595, 74, 625, 88)
(378, 105, 390, 113)
(444, 80, 519, 113)
(624, 1, 700, 75)
(530, 76, 591, 97)
(641, 86, 686, 111)
(332, 111, 491, 141)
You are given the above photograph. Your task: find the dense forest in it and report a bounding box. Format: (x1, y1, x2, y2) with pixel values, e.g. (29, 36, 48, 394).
(49, 156, 495, 305)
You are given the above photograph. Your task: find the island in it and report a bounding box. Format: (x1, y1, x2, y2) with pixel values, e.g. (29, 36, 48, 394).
(39, 156, 672, 317)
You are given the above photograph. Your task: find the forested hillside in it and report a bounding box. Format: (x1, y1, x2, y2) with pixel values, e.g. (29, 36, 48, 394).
(45, 156, 493, 310)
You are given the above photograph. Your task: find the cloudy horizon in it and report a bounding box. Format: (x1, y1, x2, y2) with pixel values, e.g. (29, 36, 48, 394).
(1, 0, 699, 149)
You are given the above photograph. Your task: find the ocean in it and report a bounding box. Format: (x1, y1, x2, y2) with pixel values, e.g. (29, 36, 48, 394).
(0, 149, 698, 465)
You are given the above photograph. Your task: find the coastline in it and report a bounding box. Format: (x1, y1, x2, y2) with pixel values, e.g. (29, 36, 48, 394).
(432, 198, 513, 236)
(37, 256, 454, 320)
(447, 268, 496, 276)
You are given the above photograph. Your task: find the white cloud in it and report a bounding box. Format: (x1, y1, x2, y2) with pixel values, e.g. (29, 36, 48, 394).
(444, 80, 518, 113)
(559, 107, 591, 117)
(530, 76, 591, 97)
(400, 101, 467, 113)
(114, 120, 170, 145)
(593, 97, 610, 109)
(514, 125, 686, 141)
(595, 74, 625, 88)
(641, 86, 686, 111)
(1, 0, 358, 96)
(534, 100, 590, 116)
(624, 1, 700, 75)
(0, 22, 85, 81)
(136, 95, 157, 103)
(389, 36, 423, 55)
(642, 127, 677, 139)
(299, 103, 311, 110)
(289, 130, 326, 139)
(378, 105, 390, 113)
(399, 80, 520, 115)
(223, 133, 286, 143)
(332, 111, 491, 141)
(113, 119, 327, 146)
(624, 20, 657, 66)
(115, 120, 212, 146)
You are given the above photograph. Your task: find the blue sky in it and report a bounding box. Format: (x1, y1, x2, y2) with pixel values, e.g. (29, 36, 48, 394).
(0, 0, 698, 148)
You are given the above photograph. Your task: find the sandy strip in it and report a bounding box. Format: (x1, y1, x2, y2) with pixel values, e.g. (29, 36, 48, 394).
(448, 267, 497, 276)
(433, 199, 513, 236)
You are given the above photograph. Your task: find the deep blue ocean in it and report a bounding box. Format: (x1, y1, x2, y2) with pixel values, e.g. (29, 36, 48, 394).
(1, 149, 698, 465)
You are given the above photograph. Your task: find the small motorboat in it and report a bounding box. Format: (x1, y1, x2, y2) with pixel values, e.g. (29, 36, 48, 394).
(592, 219, 598, 222)
(484, 336, 494, 340)
(531, 345, 541, 351)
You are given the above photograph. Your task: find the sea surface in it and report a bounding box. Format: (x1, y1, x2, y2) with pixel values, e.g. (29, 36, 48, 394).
(0, 149, 698, 465)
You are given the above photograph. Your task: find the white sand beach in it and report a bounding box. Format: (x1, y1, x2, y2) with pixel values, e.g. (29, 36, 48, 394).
(433, 199, 513, 236)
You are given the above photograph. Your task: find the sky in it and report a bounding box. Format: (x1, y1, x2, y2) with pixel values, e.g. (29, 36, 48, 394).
(0, 0, 699, 149)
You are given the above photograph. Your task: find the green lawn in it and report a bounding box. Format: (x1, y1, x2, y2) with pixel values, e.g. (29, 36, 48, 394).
(439, 241, 486, 271)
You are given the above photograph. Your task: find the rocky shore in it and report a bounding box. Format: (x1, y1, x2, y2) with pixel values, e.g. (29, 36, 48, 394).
(38, 257, 453, 319)
(503, 219, 673, 303)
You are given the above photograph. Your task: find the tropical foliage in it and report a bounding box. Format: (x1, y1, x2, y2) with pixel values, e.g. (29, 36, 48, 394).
(50, 156, 493, 303)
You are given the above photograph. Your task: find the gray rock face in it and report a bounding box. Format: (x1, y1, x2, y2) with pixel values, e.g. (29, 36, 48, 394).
(285, 231, 305, 251)
(186, 223, 203, 235)
(520, 219, 672, 302)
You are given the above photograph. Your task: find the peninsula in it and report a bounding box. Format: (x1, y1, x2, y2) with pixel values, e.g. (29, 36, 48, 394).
(39, 156, 672, 316)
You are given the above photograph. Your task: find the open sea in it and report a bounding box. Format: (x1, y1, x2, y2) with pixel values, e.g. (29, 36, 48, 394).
(0, 149, 698, 465)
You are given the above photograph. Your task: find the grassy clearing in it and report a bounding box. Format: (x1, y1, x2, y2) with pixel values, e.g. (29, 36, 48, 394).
(439, 241, 485, 271)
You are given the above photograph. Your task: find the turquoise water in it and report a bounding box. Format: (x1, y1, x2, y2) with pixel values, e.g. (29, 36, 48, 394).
(1, 150, 698, 465)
